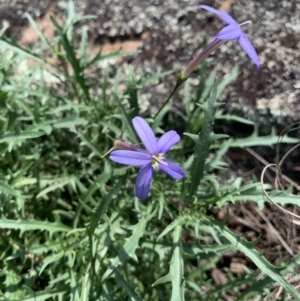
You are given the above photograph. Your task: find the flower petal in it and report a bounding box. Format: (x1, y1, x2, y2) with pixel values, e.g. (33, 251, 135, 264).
(110, 150, 151, 166)
(198, 5, 238, 25)
(132, 117, 158, 155)
(215, 24, 241, 40)
(158, 159, 185, 179)
(157, 130, 180, 154)
(239, 34, 260, 67)
(135, 164, 154, 200)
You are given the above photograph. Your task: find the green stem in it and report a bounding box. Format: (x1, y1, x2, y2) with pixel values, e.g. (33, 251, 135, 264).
(154, 79, 183, 120)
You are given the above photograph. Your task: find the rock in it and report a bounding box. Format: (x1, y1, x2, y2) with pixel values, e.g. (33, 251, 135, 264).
(2, 0, 300, 125)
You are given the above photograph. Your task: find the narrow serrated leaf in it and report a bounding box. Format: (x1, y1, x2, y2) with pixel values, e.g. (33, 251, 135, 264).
(89, 173, 127, 236)
(188, 80, 218, 199)
(216, 64, 238, 98)
(212, 218, 300, 300)
(39, 251, 66, 275)
(230, 127, 299, 148)
(25, 13, 51, 48)
(9, 289, 67, 301)
(114, 94, 138, 144)
(78, 132, 103, 158)
(125, 66, 139, 117)
(115, 270, 143, 301)
(36, 176, 76, 199)
(101, 205, 154, 281)
(0, 181, 24, 198)
(215, 109, 254, 125)
(0, 132, 45, 144)
(153, 225, 185, 301)
(157, 216, 186, 241)
(50, 16, 91, 102)
(0, 219, 71, 235)
(0, 38, 44, 63)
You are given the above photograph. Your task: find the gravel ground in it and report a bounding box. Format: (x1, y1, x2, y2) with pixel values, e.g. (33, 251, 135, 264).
(1, 0, 300, 125)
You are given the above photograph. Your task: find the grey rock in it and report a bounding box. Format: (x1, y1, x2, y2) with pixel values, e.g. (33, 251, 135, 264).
(2, 0, 300, 125)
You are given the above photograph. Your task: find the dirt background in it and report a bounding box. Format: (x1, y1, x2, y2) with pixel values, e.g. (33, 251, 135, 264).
(0, 0, 299, 125)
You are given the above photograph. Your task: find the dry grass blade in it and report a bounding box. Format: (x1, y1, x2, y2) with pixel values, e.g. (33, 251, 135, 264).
(245, 121, 300, 224)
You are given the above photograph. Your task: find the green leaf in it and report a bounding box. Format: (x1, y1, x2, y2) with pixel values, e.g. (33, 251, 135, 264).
(194, 58, 208, 103)
(157, 216, 186, 241)
(50, 16, 91, 103)
(0, 181, 24, 198)
(139, 69, 175, 86)
(197, 69, 216, 103)
(215, 109, 254, 125)
(183, 81, 192, 118)
(124, 66, 139, 117)
(115, 270, 143, 301)
(216, 183, 300, 210)
(78, 132, 103, 158)
(89, 173, 127, 236)
(152, 101, 173, 133)
(65, 0, 76, 39)
(230, 126, 299, 148)
(39, 250, 66, 275)
(140, 240, 172, 263)
(79, 264, 92, 301)
(9, 289, 67, 301)
(101, 205, 155, 281)
(25, 13, 51, 48)
(29, 117, 89, 134)
(188, 80, 218, 199)
(78, 171, 110, 207)
(3, 265, 24, 300)
(0, 219, 71, 235)
(209, 138, 232, 170)
(52, 117, 88, 130)
(0, 37, 44, 63)
(182, 243, 231, 258)
(216, 64, 239, 99)
(36, 176, 76, 199)
(153, 225, 185, 301)
(211, 218, 300, 300)
(184, 133, 228, 142)
(0, 131, 45, 144)
(114, 94, 138, 144)
(87, 48, 138, 68)
(236, 277, 273, 301)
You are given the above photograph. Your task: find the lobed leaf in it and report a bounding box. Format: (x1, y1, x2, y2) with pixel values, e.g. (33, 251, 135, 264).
(188, 80, 218, 199)
(153, 225, 185, 301)
(0, 219, 71, 235)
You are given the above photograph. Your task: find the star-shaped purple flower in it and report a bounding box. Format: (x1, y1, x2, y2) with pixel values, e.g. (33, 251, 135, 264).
(109, 117, 185, 200)
(198, 5, 260, 68)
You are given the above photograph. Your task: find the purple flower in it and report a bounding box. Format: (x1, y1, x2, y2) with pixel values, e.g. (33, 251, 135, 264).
(198, 5, 260, 67)
(109, 117, 185, 200)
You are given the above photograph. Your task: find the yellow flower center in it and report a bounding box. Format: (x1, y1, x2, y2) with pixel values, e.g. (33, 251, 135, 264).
(151, 154, 168, 169)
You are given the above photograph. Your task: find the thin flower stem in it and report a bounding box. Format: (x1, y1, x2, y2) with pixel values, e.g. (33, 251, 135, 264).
(181, 38, 224, 79)
(154, 81, 181, 120)
(154, 39, 224, 120)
